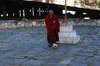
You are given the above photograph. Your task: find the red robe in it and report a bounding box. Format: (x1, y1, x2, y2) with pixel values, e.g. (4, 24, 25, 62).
(45, 14, 60, 43)
(45, 14, 60, 35)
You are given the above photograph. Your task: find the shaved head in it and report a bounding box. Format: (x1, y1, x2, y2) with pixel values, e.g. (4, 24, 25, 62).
(49, 10, 53, 12)
(49, 10, 53, 16)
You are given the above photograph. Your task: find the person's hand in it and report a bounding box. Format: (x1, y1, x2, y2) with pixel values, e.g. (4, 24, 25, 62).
(53, 21, 56, 23)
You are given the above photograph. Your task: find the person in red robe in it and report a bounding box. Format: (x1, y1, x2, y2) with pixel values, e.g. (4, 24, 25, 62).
(45, 10, 60, 47)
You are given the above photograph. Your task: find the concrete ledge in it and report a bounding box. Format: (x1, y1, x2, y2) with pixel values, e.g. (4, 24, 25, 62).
(60, 25, 73, 32)
(58, 35, 80, 44)
(59, 30, 76, 37)
(58, 25, 80, 44)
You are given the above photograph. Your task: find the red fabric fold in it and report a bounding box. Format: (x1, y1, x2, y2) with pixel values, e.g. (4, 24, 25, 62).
(47, 29, 59, 44)
(45, 14, 60, 36)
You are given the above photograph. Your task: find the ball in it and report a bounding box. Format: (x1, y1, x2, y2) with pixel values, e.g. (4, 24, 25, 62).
(52, 44, 58, 49)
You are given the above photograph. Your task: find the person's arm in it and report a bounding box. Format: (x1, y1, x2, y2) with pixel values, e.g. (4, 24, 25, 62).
(45, 17, 47, 24)
(55, 16, 60, 25)
(55, 16, 60, 32)
(45, 16, 51, 29)
(45, 17, 48, 27)
(53, 21, 56, 23)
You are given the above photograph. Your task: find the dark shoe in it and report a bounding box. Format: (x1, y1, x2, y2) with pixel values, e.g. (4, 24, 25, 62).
(48, 44, 52, 47)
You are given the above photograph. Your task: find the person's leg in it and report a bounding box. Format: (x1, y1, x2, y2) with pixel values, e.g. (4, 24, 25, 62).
(47, 35, 53, 47)
(48, 43, 53, 47)
(56, 34, 59, 42)
(47, 29, 56, 47)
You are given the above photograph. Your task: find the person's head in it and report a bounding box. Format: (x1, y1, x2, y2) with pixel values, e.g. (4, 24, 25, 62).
(49, 10, 53, 16)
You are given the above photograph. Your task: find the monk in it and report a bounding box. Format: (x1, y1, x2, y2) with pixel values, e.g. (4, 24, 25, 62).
(45, 10, 60, 47)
